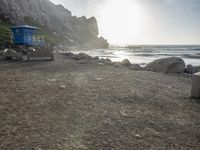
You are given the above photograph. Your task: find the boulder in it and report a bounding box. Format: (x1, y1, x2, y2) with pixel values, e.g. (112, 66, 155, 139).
(120, 59, 131, 66)
(129, 64, 141, 70)
(78, 53, 94, 60)
(100, 58, 112, 65)
(185, 64, 200, 74)
(2, 49, 22, 60)
(145, 57, 186, 73)
(65, 52, 99, 61)
(93, 56, 100, 60)
(65, 52, 76, 58)
(185, 64, 196, 74)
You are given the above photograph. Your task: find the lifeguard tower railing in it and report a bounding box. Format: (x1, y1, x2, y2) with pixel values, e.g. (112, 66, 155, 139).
(22, 35, 45, 46)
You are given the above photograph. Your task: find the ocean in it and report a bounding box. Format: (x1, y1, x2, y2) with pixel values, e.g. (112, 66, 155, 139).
(71, 45, 200, 66)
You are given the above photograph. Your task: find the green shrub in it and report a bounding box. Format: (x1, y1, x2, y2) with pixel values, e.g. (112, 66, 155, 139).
(0, 23, 12, 46)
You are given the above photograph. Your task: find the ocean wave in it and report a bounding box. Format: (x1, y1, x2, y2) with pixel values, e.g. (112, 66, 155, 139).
(134, 54, 156, 57)
(156, 54, 175, 56)
(181, 54, 200, 59)
(188, 48, 200, 51)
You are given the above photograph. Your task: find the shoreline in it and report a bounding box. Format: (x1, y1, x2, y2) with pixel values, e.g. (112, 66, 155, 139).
(62, 52, 200, 75)
(0, 48, 200, 74)
(56, 45, 200, 67)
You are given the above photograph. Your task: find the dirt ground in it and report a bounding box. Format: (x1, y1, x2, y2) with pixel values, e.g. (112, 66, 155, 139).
(0, 54, 200, 150)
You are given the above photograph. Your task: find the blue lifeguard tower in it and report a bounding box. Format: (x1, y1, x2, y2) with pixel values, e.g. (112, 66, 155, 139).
(10, 25, 45, 46)
(4, 25, 54, 61)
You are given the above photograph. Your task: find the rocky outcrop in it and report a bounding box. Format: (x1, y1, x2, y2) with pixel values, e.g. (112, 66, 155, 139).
(65, 52, 99, 61)
(145, 57, 186, 74)
(64, 52, 114, 65)
(64, 52, 142, 70)
(0, 0, 109, 49)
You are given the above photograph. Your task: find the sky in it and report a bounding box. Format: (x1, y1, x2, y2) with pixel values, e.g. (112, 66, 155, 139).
(50, 0, 200, 45)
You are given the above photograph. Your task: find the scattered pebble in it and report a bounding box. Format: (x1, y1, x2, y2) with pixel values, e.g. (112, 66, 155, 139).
(135, 134, 141, 138)
(94, 77, 102, 81)
(48, 78, 56, 82)
(167, 86, 172, 89)
(59, 85, 66, 89)
(98, 63, 104, 65)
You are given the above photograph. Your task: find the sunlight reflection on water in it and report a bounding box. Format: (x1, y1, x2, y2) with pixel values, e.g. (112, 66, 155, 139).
(70, 45, 200, 66)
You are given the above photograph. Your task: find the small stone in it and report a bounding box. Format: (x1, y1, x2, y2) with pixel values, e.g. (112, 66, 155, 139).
(98, 63, 104, 65)
(48, 78, 56, 82)
(94, 77, 102, 80)
(59, 85, 66, 89)
(135, 134, 141, 137)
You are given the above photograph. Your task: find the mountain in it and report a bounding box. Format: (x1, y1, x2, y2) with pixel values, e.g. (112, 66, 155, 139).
(0, 0, 109, 49)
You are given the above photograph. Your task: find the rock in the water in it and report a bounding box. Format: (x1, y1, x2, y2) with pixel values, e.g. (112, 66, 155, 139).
(145, 57, 186, 73)
(185, 64, 196, 74)
(65, 52, 98, 61)
(78, 53, 94, 60)
(129, 64, 141, 70)
(100, 58, 112, 65)
(185, 64, 200, 74)
(93, 56, 100, 60)
(65, 52, 76, 58)
(120, 59, 131, 66)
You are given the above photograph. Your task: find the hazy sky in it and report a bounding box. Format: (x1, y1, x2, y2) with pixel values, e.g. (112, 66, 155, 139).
(50, 0, 200, 45)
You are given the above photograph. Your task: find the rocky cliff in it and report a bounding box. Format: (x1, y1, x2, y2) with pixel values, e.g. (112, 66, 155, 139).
(0, 0, 109, 49)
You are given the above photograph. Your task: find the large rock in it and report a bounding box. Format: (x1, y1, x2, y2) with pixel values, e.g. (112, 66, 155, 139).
(0, 0, 109, 49)
(145, 57, 186, 73)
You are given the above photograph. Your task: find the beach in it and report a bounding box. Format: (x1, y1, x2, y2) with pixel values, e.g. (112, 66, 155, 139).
(0, 53, 200, 149)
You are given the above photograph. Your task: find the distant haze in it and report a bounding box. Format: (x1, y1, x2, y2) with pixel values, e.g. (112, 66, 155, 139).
(50, 0, 200, 45)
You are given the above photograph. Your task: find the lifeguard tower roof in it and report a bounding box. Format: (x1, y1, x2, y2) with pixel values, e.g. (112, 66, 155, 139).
(10, 25, 39, 30)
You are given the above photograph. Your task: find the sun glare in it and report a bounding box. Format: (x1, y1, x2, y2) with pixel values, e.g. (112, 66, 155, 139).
(98, 0, 146, 45)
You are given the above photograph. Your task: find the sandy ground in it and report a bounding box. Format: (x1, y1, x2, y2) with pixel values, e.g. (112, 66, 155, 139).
(0, 53, 200, 150)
